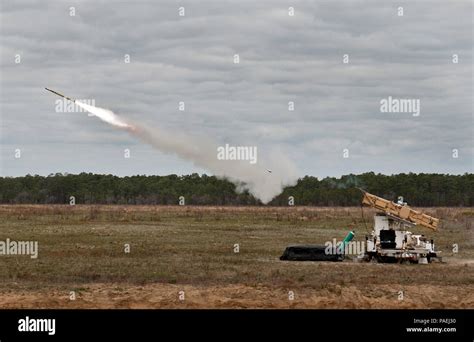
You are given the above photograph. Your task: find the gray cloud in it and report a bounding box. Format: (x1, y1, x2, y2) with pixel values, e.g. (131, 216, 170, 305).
(1, 0, 472, 180)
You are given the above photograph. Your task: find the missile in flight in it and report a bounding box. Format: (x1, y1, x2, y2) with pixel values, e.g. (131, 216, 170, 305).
(45, 87, 134, 130)
(45, 88, 76, 103)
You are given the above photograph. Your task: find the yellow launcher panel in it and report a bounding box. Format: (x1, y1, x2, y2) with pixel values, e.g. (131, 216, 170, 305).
(361, 191, 439, 231)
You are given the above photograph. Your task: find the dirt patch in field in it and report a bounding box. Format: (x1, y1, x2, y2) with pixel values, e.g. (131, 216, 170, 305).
(0, 282, 472, 309)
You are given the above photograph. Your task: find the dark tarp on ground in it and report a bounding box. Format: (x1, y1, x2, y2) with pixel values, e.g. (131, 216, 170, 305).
(279, 244, 343, 261)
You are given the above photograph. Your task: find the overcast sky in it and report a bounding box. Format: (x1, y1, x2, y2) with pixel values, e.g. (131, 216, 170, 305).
(1, 0, 472, 179)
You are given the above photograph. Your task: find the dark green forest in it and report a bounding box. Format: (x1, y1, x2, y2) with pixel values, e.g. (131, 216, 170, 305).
(0, 173, 472, 206)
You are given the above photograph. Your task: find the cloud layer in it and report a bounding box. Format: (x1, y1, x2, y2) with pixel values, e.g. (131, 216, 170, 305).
(1, 0, 472, 179)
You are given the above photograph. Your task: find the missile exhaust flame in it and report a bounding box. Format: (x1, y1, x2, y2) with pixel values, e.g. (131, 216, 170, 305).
(74, 101, 134, 129)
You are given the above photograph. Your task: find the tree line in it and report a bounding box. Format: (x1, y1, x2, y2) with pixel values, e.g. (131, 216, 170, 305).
(0, 172, 472, 206)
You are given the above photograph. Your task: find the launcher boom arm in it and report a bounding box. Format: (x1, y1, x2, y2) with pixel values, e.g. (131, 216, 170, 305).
(360, 190, 439, 231)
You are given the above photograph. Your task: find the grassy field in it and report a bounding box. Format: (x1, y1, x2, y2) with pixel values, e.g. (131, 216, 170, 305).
(0, 205, 472, 308)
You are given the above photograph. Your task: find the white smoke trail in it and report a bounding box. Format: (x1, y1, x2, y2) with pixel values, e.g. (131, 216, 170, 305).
(75, 102, 298, 203)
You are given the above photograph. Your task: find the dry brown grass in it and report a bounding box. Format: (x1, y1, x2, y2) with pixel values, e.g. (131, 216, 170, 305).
(0, 205, 472, 308)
